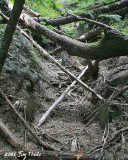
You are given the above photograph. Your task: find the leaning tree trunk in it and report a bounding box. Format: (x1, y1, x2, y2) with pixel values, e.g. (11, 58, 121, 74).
(0, 0, 25, 73)
(1, 0, 128, 60)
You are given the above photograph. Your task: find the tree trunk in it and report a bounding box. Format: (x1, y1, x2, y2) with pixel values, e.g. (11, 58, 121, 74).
(0, 0, 25, 73)
(2, 0, 128, 60)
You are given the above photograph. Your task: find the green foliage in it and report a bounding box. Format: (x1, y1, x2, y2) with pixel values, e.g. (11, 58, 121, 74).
(73, 0, 116, 13)
(112, 18, 128, 34)
(98, 14, 121, 22)
(9, 0, 14, 3)
(25, 0, 64, 18)
(62, 24, 77, 37)
(9, 0, 63, 18)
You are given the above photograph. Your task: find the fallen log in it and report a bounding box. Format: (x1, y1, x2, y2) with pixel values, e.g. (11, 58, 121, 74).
(2, 0, 128, 60)
(0, 119, 20, 148)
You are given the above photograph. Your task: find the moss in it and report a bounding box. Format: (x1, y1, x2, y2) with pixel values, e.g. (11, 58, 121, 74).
(88, 35, 104, 47)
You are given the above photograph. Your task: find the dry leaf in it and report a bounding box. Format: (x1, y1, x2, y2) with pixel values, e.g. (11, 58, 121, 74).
(72, 152, 83, 160)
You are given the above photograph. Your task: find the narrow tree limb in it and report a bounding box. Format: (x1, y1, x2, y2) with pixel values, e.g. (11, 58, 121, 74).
(0, 119, 20, 148)
(0, 89, 57, 151)
(38, 62, 95, 126)
(68, 12, 113, 30)
(50, 46, 64, 54)
(77, 27, 101, 42)
(0, 17, 7, 24)
(23, 5, 41, 17)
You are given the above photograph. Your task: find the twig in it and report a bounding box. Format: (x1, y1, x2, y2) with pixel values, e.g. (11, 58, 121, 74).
(101, 123, 109, 154)
(110, 86, 128, 100)
(23, 105, 27, 148)
(42, 134, 63, 144)
(0, 89, 57, 151)
(86, 112, 99, 127)
(88, 126, 128, 153)
(65, 11, 114, 31)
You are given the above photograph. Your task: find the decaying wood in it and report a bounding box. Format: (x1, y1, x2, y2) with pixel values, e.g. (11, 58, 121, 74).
(38, 61, 95, 126)
(0, 89, 57, 151)
(51, 27, 102, 55)
(0, 119, 20, 148)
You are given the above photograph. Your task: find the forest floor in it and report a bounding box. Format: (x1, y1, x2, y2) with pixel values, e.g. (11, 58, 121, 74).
(0, 29, 128, 160)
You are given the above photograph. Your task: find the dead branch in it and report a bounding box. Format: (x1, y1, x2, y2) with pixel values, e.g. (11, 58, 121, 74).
(0, 89, 57, 151)
(77, 28, 101, 42)
(23, 5, 41, 17)
(88, 126, 128, 153)
(50, 46, 64, 54)
(0, 119, 20, 148)
(68, 12, 113, 31)
(110, 86, 128, 100)
(38, 62, 95, 126)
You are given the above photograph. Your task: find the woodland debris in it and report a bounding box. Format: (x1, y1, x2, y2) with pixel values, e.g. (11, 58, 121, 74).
(0, 89, 57, 151)
(38, 62, 95, 126)
(88, 126, 128, 154)
(110, 86, 128, 100)
(0, 119, 20, 149)
(0, 12, 104, 101)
